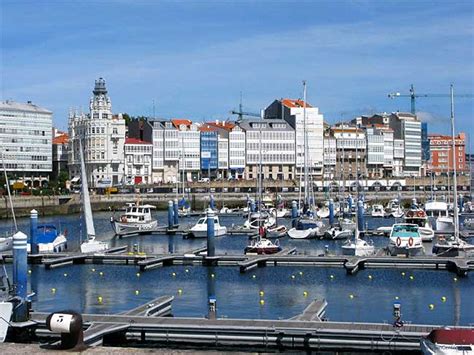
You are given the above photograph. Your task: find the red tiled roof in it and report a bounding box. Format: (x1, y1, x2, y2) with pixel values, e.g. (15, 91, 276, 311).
(281, 98, 313, 108)
(205, 121, 235, 131)
(53, 134, 68, 145)
(171, 119, 192, 128)
(125, 137, 152, 145)
(199, 124, 218, 132)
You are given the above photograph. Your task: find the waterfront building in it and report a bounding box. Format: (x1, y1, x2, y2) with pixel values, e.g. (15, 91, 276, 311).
(205, 121, 235, 179)
(0, 100, 53, 186)
(124, 138, 153, 185)
(366, 125, 394, 178)
(68, 78, 126, 188)
(323, 131, 337, 181)
(332, 124, 366, 182)
(429, 132, 466, 174)
(393, 139, 405, 177)
(52, 130, 69, 180)
(172, 119, 201, 182)
(199, 124, 219, 179)
(264, 98, 324, 176)
(228, 125, 246, 179)
(238, 119, 295, 180)
(421, 122, 430, 162)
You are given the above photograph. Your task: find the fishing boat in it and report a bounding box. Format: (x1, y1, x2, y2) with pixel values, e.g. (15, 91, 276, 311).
(27, 225, 67, 253)
(244, 237, 281, 255)
(387, 223, 424, 257)
(421, 328, 474, 355)
(78, 140, 108, 253)
(287, 227, 316, 239)
(371, 204, 385, 218)
(111, 203, 159, 236)
(341, 230, 375, 256)
(404, 202, 435, 242)
(243, 211, 275, 230)
(425, 200, 454, 232)
(189, 213, 227, 238)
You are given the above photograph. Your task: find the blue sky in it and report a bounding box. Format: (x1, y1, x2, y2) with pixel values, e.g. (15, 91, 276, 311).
(1, 0, 473, 141)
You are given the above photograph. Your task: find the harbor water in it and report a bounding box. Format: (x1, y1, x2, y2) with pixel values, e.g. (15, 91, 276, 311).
(1, 211, 473, 326)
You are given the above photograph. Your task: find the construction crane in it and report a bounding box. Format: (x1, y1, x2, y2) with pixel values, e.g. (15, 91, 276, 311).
(230, 92, 261, 121)
(388, 84, 473, 114)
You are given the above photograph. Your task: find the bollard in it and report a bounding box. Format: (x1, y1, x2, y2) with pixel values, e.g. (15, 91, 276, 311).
(329, 199, 334, 226)
(173, 199, 179, 226)
(12, 231, 28, 322)
(207, 209, 215, 257)
(207, 268, 216, 320)
(250, 199, 256, 213)
(357, 200, 365, 232)
(46, 311, 85, 350)
(167, 200, 174, 230)
(209, 194, 215, 210)
(30, 209, 38, 254)
(291, 200, 298, 228)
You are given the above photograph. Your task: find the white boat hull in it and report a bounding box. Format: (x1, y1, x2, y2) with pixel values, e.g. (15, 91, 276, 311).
(112, 220, 159, 236)
(189, 226, 227, 238)
(81, 239, 108, 253)
(419, 227, 435, 242)
(0, 237, 13, 252)
(287, 228, 314, 239)
(342, 242, 375, 257)
(436, 216, 454, 232)
(27, 235, 68, 253)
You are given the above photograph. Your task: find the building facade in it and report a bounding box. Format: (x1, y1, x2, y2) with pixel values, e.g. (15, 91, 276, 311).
(323, 132, 336, 180)
(124, 138, 153, 185)
(366, 126, 394, 178)
(332, 125, 366, 181)
(68, 78, 126, 187)
(239, 119, 295, 180)
(52, 130, 69, 180)
(0, 100, 53, 186)
(429, 133, 466, 174)
(264, 98, 324, 176)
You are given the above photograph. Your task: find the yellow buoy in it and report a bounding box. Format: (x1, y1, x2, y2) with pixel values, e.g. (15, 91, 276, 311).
(349, 294, 354, 299)
(395, 296, 399, 300)
(185, 269, 189, 273)
(401, 272, 406, 276)
(453, 277, 458, 282)
(429, 304, 434, 310)
(252, 275, 256, 279)
(291, 275, 295, 279)
(172, 272, 176, 277)
(259, 291, 264, 297)
(409, 275, 414, 280)
(303, 291, 308, 297)
(135, 290, 140, 295)
(441, 296, 447, 302)
(178, 289, 183, 294)
(211, 273, 215, 278)
(51, 288, 56, 293)
(259, 299, 265, 306)
(97, 296, 103, 303)
(299, 271, 303, 276)
(99, 272, 104, 276)
(63, 273, 68, 277)
(91, 268, 96, 272)
(368, 275, 373, 280)
(136, 272, 141, 277)
(28, 269, 32, 274)
(330, 275, 334, 279)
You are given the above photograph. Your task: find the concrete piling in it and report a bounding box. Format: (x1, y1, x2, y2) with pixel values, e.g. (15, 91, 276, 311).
(30, 209, 38, 254)
(173, 199, 179, 226)
(329, 199, 334, 226)
(167, 201, 174, 230)
(357, 200, 364, 232)
(12, 231, 28, 322)
(206, 209, 215, 257)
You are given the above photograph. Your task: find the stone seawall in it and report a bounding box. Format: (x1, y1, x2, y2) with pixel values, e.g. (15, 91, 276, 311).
(0, 189, 468, 219)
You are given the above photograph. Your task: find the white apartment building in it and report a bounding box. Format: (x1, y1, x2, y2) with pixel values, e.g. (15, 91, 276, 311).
(124, 138, 153, 185)
(393, 139, 405, 177)
(366, 126, 394, 178)
(264, 98, 324, 176)
(217, 135, 228, 171)
(162, 121, 180, 183)
(323, 134, 337, 180)
(0, 100, 53, 186)
(173, 119, 200, 181)
(239, 119, 295, 180)
(402, 119, 422, 176)
(228, 125, 246, 179)
(68, 78, 126, 187)
(332, 125, 366, 181)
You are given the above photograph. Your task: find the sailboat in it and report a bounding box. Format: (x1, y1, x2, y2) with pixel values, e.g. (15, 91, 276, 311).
(433, 85, 474, 257)
(341, 133, 374, 257)
(78, 140, 108, 253)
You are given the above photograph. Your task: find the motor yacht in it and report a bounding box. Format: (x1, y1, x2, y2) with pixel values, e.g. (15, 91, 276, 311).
(388, 223, 424, 257)
(189, 213, 227, 238)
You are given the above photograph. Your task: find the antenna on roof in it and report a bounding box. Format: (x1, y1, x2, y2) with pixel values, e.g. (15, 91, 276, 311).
(152, 99, 156, 119)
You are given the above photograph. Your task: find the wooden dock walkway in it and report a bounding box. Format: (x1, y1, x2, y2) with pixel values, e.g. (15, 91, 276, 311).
(291, 299, 327, 321)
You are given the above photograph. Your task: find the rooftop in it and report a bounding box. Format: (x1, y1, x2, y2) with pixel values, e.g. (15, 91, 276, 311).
(281, 98, 313, 108)
(171, 119, 193, 129)
(53, 134, 68, 145)
(0, 100, 52, 114)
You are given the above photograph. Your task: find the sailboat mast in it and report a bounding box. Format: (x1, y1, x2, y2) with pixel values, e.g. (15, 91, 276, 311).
(303, 80, 308, 205)
(450, 84, 459, 239)
(79, 139, 96, 239)
(2, 154, 17, 231)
